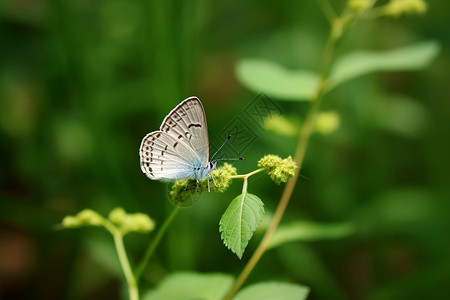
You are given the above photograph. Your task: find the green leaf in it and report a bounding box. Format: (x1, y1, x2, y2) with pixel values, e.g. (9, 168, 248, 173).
(220, 193, 264, 259)
(236, 59, 319, 101)
(267, 221, 354, 250)
(236, 42, 440, 102)
(142, 272, 234, 300)
(328, 41, 440, 90)
(233, 282, 309, 300)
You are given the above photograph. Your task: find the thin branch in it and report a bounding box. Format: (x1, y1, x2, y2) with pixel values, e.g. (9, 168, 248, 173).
(113, 233, 139, 300)
(135, 206, 181, 280)
(222, 17, 341, 300)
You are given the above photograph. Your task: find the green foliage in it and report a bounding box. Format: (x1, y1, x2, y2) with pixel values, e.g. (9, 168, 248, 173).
(1, 0, 448, 299)
(236, 41, 440, 101)
(236, 59, 319, 100)
(220, 193, 264, 259)
(142, 274, 310, 300)
(328, 41, 440, 90)
(267, 221, 355, 250)
(233, 282, 309, 300)
(142, 272, 234, 300)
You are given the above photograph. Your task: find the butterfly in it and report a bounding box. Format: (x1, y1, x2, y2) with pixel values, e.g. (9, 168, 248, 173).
(139, 96, 240, 191)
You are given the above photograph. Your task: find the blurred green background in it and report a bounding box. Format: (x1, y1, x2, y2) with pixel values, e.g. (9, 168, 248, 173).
(1, 0, 449, 299)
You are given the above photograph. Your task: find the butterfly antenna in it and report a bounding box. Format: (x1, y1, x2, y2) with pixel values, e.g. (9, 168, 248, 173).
(211, 134, 231, 160)
(215, 157, 244, 161)
(211, 135, 244, 161)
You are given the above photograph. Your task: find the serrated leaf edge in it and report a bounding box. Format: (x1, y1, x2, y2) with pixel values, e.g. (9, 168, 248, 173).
(219, 193, 264, 259)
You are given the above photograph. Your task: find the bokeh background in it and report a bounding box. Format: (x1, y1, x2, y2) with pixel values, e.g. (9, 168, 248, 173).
(1, 0, 449, 299)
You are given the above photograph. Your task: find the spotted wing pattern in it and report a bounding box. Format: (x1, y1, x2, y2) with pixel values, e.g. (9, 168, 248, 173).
(139, 97, 209, 181)
(160, 97, 209, 163)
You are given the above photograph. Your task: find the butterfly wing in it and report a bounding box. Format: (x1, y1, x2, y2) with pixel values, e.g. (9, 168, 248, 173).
(140, 96, 210, 181)
(140, 130, 200, 180)
(159, 97, 209, 165)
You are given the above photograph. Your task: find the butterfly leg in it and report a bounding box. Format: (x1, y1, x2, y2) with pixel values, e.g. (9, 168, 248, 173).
(210, 173, 218, 188)
(207, 177, 210, 192)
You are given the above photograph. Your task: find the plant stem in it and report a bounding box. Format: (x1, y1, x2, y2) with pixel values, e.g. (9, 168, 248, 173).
(229, 168, 264, 180)
(113, 232, 139, 300)
(223, 13, 342, 300)
(135, 205, 181, 280)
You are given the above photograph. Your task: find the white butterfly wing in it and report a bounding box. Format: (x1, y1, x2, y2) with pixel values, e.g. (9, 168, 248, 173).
(160, 97, 209, 164)
(140, 96, 210, 181)
(140, 130, 200, 180)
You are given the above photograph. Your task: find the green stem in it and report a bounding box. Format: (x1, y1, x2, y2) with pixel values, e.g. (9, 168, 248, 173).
(135, 206, 181, 280)
(241, 177, 248, 197)
(113, 232, 139, 300)
(229, 168, 264, 180)
(222, 10, 345, 300)
(103, 218, 140, 300)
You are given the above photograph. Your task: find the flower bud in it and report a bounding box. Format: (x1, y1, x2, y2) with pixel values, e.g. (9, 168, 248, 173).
(315, 111, 340, 135)
(121, 213, 155, 233)
(258, 155, 296, 184)
(62, 216, 80, 228)
(109, 207, 127, 225)
(384, 0, 427, 17)
(77, 209, 103, 226)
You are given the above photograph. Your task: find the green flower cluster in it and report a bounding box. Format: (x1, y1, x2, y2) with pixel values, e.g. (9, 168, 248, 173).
(169, 178, 201, 205)
(62, 207, 155, 234)
(62, 209, 103, 227)
(209, 163, 238, 192)
(384, 0, 427, 17)
(108, 208, 155, 234)
(258, 155, 296, 185)
(170, 163, 237, 204)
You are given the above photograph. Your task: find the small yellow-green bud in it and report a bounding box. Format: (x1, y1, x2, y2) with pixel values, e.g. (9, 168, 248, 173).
(347, 0, 373, 12)
(108, 208, 155, 234)
(121, 213, 155, 233)
(315, 111, 340, 135)
(264, 115, 299, 137)
(384, 0, 427, 17)
(77, 209, 103, 226)
(109, 207, 127, 225)
(62, 216, 80, 228)
(258, 155, 296, 184)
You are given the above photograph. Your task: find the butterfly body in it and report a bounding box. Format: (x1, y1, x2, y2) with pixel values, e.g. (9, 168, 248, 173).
(139, 97, 216, 182)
